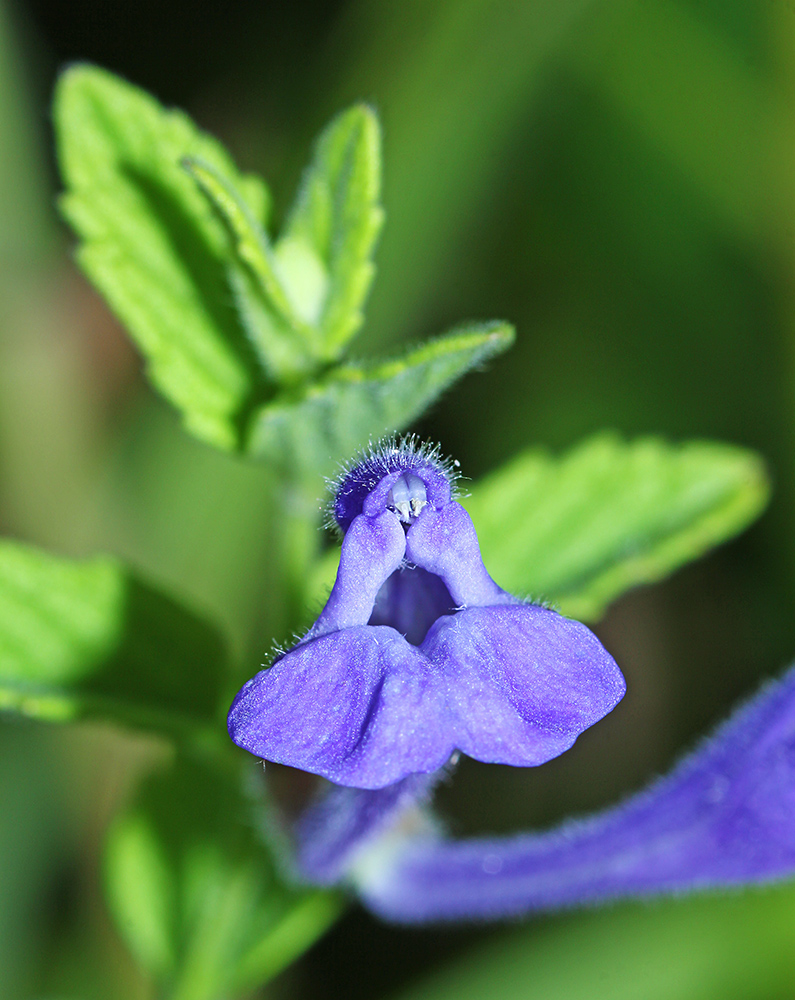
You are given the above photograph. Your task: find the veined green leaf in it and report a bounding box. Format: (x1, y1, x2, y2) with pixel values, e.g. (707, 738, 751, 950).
(182, 157, 318, 381)
(277, 104, 383, 356)
(54, 64, 270, 451)
(105, 756, 343, 1000)
(247, 321, 514, 475)
(462, 434, 769, 620)
(0, 541, 227, 736)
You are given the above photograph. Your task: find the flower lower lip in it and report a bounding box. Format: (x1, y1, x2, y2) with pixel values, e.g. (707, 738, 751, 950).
(227, 601, 624, 789)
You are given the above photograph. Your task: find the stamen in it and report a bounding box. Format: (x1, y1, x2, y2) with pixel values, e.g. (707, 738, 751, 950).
(387, 474, 428, 523)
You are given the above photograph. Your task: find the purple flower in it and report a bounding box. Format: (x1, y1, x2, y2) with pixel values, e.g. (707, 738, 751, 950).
(229, 436, 795, 925)
(228, 440, 626, 790)
(337, 661, 795, 922)
(289, 659, 795, 924)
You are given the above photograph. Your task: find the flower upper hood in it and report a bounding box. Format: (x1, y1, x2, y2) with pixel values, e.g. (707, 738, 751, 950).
(228, 441, 626, 789)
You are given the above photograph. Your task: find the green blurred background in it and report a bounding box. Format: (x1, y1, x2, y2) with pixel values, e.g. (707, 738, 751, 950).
(3, 0, 795, 997)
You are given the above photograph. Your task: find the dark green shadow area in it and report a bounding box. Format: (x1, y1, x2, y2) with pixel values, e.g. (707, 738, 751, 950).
(0, 542, 229, 739)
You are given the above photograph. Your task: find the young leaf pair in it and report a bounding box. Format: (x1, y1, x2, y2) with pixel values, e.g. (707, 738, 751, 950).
(55, 66, 512, 473)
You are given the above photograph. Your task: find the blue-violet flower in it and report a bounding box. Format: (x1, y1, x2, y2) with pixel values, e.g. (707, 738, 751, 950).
(228, 440, 626, 790)
(348, 661, 795, 921)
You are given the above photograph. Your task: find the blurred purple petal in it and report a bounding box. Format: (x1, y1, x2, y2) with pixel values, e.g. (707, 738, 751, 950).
(354, 663, 795, 922)
(296, 772, 444, 884)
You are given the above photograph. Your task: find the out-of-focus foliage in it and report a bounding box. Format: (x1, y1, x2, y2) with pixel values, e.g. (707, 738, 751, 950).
(249, 322, 514, 474)
(463, 434, 770, 620)
(392, 883, 795, 1000)
(0, 540, 227, 734)
(106, 756, 342, 1000)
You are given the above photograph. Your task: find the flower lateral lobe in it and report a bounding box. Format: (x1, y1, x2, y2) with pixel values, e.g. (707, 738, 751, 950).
(228, 438, 626, 789)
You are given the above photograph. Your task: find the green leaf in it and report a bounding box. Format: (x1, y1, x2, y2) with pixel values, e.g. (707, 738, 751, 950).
(247, 321, 515, 475)
(54, 64, 270, 451)
(182, 157, 318, 382)
(105, 756, 343, 1000)
(276, 104, 383, 356)
(0, 540, 227, 736)
(462, 434, 769, 620)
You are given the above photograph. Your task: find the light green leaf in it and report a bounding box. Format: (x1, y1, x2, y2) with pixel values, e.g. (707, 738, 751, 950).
(182, 157, 318, 381)
(0, 540, 227, 736)
(247, 321, 515, 475)
(277, 104, 383, 356)
(54, 64, 270, 451)
(105, 756, 343, 1000)
(462, 434, 769, 620)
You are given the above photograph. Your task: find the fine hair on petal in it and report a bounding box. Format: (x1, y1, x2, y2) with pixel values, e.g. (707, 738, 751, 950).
(324, 433, 461, 535)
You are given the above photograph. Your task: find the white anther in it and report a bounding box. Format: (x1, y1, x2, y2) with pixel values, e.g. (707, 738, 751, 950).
(387, 473, 428, 523)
